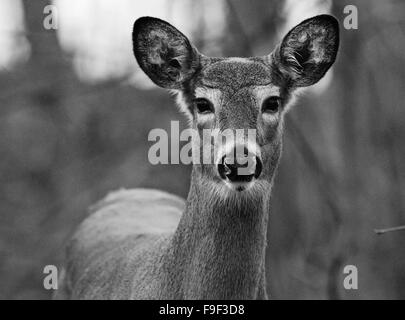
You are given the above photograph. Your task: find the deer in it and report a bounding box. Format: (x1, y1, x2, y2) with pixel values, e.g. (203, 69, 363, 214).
(55, 14, 339, 300)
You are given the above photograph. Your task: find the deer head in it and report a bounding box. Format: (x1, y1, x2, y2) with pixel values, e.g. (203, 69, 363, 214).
(133, 15, 339, 193)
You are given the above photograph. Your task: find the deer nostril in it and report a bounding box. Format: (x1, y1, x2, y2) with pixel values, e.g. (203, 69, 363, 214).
(254, 156, 262, 178)
(223, 159, 239, 180)
(217, 157, 229, 180)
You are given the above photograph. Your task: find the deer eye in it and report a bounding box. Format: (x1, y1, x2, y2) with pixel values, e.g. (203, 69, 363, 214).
(194, 98, 214, 114)
(262, 96, 281, 114)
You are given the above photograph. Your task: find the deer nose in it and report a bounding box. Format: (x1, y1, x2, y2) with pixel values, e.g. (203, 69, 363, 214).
(217, 147, 262, 183)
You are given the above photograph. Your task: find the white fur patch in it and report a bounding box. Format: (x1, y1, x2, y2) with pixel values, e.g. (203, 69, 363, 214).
(253, 85, 281, 103)
(171, 90, 193, 125)
(194, 87, 222, 104)
(223, 57, 251, 63)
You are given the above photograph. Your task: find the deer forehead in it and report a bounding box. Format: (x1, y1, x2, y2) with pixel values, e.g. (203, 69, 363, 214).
(194, 58, 281, 109)
(197, 58, 273, 90)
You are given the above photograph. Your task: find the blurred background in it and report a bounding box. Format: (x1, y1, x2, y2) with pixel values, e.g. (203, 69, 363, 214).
(0, 0, 404, 299)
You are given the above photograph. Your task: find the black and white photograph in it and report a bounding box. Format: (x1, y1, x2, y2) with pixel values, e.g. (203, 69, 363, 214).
(0, 0, 405, 306)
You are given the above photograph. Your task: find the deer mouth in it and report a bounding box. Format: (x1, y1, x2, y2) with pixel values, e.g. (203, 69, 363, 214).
(223, 176, 256, 192)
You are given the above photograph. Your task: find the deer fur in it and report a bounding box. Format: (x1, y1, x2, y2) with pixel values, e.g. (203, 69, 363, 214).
(55, 14, 339, 300)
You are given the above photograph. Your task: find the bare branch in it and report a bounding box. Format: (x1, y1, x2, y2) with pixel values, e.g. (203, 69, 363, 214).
(375, 225, 405, 235)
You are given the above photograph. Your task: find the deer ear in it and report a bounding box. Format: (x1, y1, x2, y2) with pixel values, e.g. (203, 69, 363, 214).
(132, 17, 200, 89)
(272, 14, 339, 87)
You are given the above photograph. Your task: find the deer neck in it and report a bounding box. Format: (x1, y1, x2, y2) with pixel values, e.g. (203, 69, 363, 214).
(166, 167, 271, 299)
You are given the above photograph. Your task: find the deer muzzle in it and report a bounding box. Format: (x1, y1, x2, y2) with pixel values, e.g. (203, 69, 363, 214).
(217, 144, 262, 190)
